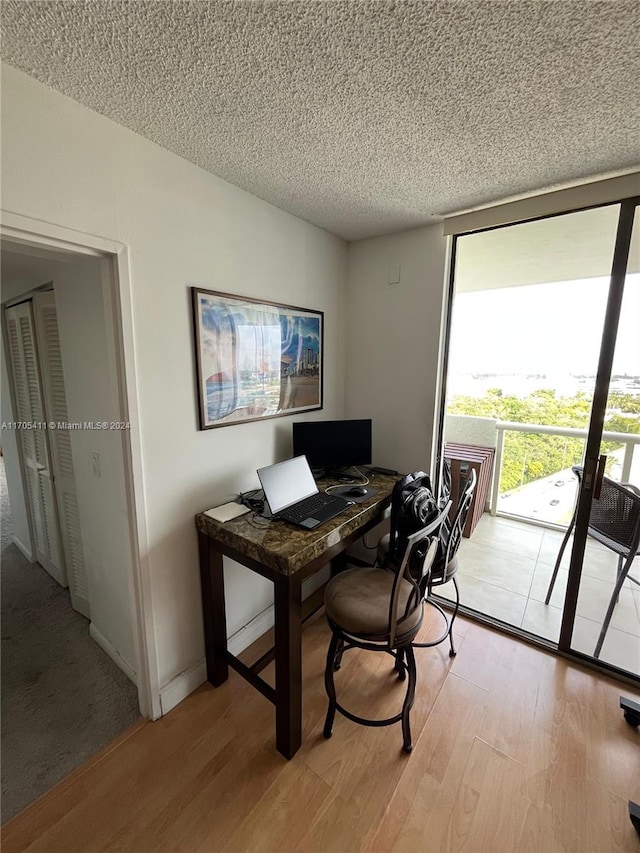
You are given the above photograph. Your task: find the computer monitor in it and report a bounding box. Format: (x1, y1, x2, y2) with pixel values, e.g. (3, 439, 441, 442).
(292, 419, 372, 471)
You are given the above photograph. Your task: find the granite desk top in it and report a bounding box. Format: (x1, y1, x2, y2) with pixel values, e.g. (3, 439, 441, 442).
(196, 472, 398, 576)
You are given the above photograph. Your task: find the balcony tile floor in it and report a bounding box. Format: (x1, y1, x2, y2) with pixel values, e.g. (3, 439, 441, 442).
(438, 513, 640, 675)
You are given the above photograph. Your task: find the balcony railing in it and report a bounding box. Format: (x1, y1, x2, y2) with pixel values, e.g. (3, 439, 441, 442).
(490, 420, 640, 521)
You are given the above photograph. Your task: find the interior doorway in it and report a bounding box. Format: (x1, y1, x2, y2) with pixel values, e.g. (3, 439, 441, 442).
(0, 239, 144, 820)
(4, 290, 91, 615)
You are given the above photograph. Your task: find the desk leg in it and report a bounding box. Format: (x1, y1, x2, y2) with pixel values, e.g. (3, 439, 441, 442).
(331, 552, 348, 576)
(198, 531, 228, 686)
(274, 573, 302, 759)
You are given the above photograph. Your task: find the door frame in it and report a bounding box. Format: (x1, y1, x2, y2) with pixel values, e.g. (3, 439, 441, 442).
(559, 198, 639, 654)
(433, 195, 640, 683)
(1, 210, 160, 719)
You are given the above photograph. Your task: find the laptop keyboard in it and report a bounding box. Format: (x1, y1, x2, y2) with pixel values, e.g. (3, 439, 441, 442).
(280, 492, 344, 522)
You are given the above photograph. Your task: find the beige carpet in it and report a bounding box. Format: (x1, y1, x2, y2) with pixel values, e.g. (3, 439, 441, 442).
(0, 459, 140, 823)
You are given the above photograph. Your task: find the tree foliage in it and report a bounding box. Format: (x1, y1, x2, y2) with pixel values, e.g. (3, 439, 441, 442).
(448, 390, 640, 492)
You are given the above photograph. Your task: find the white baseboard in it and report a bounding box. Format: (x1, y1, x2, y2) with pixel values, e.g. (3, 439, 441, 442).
(12, 535, 34, 562)
(89, 622, 138, 685)
(228, 605, 276, 656)
(157, 579, 327, 716)
(223, 570, 327, 657)
(159, 659, 207, 715)
(157, 607, 275, 717)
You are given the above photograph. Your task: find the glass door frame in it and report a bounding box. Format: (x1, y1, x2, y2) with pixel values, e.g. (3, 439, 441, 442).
(559, 197, 638, 662)
(434, 194, 640, 682)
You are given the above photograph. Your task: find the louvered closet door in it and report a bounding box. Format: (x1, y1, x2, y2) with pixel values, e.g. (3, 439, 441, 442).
(5, 301, 66, 586)
(33, 292, 90, 619)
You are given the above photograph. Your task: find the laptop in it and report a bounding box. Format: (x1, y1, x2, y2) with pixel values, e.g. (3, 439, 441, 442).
(257, 456, 352, 529)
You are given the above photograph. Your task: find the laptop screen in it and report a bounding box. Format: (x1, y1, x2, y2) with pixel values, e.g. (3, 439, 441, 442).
(257, 456, 319, 514)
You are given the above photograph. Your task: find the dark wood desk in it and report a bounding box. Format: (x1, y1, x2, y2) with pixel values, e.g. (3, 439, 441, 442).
(195, 474, 396, 759)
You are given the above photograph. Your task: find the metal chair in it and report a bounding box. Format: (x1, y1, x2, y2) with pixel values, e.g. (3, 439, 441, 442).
(545, 464, 640, 658)
(322, 528, 438, 753)
(377, 468, 477, 657)
(415, 467, 476, 656)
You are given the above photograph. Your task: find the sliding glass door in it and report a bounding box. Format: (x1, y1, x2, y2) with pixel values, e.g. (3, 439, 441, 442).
(438, 196, 639, 680)
(561, 200, 639, 677)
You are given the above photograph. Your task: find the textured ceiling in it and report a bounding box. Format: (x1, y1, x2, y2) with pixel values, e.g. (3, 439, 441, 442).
(2, 1, 639, 240)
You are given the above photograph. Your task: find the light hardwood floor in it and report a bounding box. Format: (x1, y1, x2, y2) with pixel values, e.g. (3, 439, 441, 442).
(3, 612, 639, 853)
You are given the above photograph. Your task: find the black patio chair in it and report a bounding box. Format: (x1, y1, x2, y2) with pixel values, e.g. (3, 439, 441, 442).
(545, 464, 640, 658)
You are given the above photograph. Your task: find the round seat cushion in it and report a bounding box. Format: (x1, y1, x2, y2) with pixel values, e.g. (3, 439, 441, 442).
(324, 567, 421, 639)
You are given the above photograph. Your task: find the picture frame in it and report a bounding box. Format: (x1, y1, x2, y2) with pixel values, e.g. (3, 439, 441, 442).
(191, 288, 324, 430)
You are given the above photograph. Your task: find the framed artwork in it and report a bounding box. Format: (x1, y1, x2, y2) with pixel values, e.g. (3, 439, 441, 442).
(191, 288, 324, 429)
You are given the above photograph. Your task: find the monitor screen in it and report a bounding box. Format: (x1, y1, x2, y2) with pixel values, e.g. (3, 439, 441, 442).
(292, 419, 372, 470)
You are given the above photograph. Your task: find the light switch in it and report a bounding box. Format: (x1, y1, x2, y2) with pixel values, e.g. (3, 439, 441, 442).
(388, 264, 401, 285)
(91, 451, 101, 477)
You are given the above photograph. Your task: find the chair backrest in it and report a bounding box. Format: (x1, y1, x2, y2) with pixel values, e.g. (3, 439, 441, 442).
(384, 497, 452, 572)
(431, 467, 477, 584)
(387, 471, 439, 561)
(572, 465, 640, 555)
(387, 530, 438, 646)
(440, 458, 452, 507)
(387, 472, 451, 567)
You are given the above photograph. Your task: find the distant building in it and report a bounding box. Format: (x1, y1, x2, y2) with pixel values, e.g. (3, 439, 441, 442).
(303, 348, 316, 370)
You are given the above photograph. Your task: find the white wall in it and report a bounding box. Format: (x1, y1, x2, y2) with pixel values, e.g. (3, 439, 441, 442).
(1, 64, 348, 703)
(345, 225, 448, 476)
(445, 414, 498, 449)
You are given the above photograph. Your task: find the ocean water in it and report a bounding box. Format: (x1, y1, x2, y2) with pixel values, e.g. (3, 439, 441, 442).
(449, 373, 639, 400)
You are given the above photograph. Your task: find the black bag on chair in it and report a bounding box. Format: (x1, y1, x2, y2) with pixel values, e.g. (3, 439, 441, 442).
(388, 472, 440, 570)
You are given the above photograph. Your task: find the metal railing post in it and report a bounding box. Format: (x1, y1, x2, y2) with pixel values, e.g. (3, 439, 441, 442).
(621, 439, 634, 483)
(491, 427, 505, 517)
